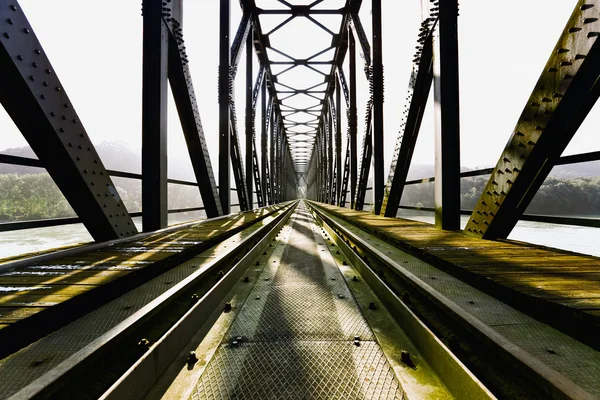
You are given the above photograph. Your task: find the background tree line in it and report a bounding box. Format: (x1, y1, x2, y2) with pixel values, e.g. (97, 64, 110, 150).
(0, 144, 598, 221)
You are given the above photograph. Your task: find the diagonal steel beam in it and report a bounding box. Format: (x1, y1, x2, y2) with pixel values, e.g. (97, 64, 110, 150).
(166, 6, 223, 218)
(0, 0, 138, 240)
(381, 25, 435, 218)
(466, 0, 600, 238)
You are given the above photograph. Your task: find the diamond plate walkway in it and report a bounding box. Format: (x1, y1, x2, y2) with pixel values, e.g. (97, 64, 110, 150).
(189, 202, 404, 399)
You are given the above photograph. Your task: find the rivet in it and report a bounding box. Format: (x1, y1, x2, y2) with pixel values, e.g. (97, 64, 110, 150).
(6, 18, 13, 24)
(3, 32, 10, 39)
(568, 27, 582, 33)
(16, 55, 23, 61)
(9, 5, 17, 11)
(22, 28, 29, 34)
(34, 49, 41, 54)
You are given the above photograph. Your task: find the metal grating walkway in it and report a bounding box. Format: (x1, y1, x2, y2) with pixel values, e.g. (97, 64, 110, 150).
(190, 204, 403, 399)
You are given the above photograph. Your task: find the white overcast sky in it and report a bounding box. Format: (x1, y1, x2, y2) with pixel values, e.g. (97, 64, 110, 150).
(1, 0, 595, 182)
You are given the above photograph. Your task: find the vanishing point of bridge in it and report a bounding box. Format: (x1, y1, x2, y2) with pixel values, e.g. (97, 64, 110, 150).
(0, 0, 600, 399)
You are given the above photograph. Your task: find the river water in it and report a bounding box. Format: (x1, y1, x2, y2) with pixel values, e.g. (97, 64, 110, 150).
(0, 212, 598, 261)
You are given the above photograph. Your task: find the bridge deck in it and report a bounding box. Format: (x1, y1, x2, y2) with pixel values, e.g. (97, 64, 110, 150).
(0, 204, 287, 355)
(311, 202, 600, 348)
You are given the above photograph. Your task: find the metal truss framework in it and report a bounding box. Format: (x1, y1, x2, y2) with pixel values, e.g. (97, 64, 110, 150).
(2, 0, 600, 244)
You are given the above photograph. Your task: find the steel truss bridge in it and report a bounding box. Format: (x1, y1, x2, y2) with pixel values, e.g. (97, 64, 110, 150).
(0, 0, 600, 399)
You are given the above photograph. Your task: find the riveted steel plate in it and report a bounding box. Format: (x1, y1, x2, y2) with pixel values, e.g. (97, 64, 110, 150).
(191, 341, 403, 400)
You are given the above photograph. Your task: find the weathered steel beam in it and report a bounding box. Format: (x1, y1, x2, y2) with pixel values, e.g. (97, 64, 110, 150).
(381, 26, 434, 218)
(229, 105, 249, 210)
(372, 0, 384, 215)
(166, 4, 223, 218)
(230, 11, 252, 79)
(466, 0, 600, 238)
(433, 0, 461, 230)
(349, 28, 358, 209)
(335, 77, 342, 206)
(0, 0, 137, 240)
(219, 0, 231, 213)
(141, 0, 169, 231)
(245, 31, 254, 208)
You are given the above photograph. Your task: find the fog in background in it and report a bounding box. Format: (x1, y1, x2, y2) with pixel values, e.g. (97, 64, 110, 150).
(1, 0, 597, 192)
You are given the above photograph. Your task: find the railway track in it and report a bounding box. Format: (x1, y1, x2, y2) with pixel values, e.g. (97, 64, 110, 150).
(1, 200, 598, 399)
(0, 202, 296, 399)
(307, 201, 600, 400)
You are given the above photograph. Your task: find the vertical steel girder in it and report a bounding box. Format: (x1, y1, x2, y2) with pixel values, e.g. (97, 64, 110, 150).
(381, 28, 434, 218)
(227, 13, 252, 211)
(219, 0, 231, 213)
(245, 31, 254, 208)
(264, 97, 273, 205)
(141, 0, 169, 231)
(251, 65, 266, 208)
(433, 0, 461, 230)
(260, 84, 268, 206)
(166, 4, 223, 218)
(466, 0, 600, 238)
(0, 1, 137, 241)
(251, 140, 263, 207)
(351, 13, 375, 211)
(327, 100, 334, 204)
(229, 106, 249, 210)
(269, 111, 276, 203)
(335, 81, 342, 206)
(349, 29, 358, 209)
(339, 138, 351, 207)
(371, 0, 385, 215)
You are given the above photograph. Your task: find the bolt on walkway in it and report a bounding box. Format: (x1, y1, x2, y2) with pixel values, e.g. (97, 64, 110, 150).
(158, 202, 455, 400)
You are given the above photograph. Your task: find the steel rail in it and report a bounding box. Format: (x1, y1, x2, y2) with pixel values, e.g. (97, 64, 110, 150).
(99, 202, 297, 400)
(8, 201, 297, 400)
(307, 201, 597, 400)
(306, 202, 494, 400)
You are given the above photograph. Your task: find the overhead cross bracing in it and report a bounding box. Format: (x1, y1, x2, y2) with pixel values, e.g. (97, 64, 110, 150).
(252, 0, 347, 175)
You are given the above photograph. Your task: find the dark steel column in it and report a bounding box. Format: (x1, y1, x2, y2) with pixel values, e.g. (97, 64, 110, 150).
(269, 111, 275, 204)
(349, 29, 358, 209)
(372, 0, 384, 215)
(261, 81, 268, 205)
(327, 105, 333, 204)
(433, 0, 461, 229)
(219, 0, 231, 214)
(142, 0, 168, 231)
(335, 78, 342, 206)
(245, 31, 253, 208)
